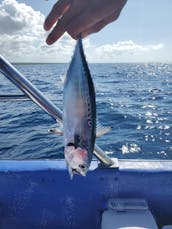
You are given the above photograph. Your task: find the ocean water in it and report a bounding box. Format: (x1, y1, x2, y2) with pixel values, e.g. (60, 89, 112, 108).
(0, 63, 172, 160)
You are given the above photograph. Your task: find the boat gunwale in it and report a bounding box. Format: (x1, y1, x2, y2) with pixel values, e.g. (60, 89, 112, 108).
(0, 159, 172, 172)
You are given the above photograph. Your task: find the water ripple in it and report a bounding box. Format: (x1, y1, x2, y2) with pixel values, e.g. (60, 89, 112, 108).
(0, 63, 172, 159)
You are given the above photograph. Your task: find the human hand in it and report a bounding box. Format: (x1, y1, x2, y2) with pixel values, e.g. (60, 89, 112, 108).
(44, 0, 127, 45)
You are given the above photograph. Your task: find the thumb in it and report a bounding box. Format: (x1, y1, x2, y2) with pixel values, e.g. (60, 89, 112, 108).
(81, 11, 120, 38)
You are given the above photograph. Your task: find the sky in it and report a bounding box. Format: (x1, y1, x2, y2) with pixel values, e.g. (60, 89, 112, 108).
(0, 0, 172, 63)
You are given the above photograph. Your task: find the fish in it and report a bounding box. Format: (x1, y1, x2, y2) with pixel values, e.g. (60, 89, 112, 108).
(63, 38, 96, 178)
(49, 122, 112, 138)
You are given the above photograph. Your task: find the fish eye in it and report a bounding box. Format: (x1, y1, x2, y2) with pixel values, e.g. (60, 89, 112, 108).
(67, 142, 74, 147)
(79, 164, 86, 169)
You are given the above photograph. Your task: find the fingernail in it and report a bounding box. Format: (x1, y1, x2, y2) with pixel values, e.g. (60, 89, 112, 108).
(44, 19, 52, 31)
(46, 37, 53, 45)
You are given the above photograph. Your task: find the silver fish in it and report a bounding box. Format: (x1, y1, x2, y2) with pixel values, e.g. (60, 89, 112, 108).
(63, 38, 96, 178)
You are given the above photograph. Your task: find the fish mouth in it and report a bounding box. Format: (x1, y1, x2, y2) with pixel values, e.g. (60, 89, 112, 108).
(72, 168, 84, 175)
(68, 164, 88, 178)
(72, 166, 87, 176)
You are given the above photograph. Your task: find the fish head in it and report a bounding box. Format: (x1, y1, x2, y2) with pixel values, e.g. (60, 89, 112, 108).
(65, 145, 89, 179)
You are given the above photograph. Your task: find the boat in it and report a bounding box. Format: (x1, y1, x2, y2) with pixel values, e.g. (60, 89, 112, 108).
(0, 56, 172, 229)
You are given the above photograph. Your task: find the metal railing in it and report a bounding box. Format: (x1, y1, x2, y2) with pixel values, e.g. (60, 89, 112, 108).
(0, 55, 115, 166)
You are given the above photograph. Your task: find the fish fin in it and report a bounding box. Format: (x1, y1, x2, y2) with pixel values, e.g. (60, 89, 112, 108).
(59, 74, 66, 85)
(48, 122, 111, 138)
(74, 133, 80, 149)
(48, 127, 63, 135)
(49, 122, 63, 135)
(96, 121, 112, 138)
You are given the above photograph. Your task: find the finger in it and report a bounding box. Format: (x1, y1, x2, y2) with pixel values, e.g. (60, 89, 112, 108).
(66, 13, 96, 39)
(78, 11, 120, 38)
(105, 8, 122, 22)
(67, 0, 127, 39)
(44, 0, 71, 31)
(81, 21, 107, 38)
(118, 0, 128, 10)
(46, 20, 65, 45)
(66, 7, 113, 39)
(46, 3, 85, 44)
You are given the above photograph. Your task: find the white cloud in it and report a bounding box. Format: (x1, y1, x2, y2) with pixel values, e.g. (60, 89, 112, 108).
(97, 40, 149, 52)
(151, 43, 164, 50)
(0, 0, 75, 62)
(86, 40, 165, 63)
(93, 40, 164, 57)
(0, 0, 166, 63)
(0, 0, 44, 35)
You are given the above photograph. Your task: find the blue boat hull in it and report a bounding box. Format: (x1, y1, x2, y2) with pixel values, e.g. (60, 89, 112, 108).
(0, 159, 172, 229)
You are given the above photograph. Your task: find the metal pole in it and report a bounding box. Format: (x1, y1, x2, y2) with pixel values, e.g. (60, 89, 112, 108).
(0, 95, 30, 101)
(0, 55, 114, 166)
(94, 145, 114, 166)
(0, 55, 62, 123)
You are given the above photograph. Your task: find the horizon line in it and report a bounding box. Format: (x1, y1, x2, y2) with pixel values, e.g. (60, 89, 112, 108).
(12, 61, 172, 65)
